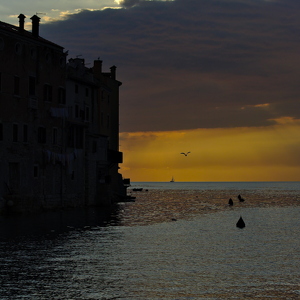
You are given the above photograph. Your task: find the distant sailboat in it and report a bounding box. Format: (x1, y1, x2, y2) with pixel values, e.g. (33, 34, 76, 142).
(170, 176, 175, 182)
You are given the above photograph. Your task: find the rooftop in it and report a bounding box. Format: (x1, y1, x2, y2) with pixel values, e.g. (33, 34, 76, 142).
(0, 16, 64, 50)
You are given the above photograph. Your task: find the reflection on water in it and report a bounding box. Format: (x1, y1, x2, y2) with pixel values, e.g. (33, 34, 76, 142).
(120, 187, 300, 226)
(0, 186, 300, 299)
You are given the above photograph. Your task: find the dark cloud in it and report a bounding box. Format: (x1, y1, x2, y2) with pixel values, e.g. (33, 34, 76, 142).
(119, 0, 141, 8)
(42, 0, 300, 132)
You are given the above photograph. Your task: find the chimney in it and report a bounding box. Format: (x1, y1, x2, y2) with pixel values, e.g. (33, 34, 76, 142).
(93, 59, 103, 77)
(30, 15, 41, 37)
(110, 65, 116, 80)
(18, 14, 26, 32)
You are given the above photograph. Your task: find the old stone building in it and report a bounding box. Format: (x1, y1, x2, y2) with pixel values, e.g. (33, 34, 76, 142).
(66, 57, 124, 206)
(0, 15, 128, 213)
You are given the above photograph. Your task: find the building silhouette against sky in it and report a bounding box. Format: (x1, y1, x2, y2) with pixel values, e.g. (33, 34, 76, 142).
(0, 14, 128, 213)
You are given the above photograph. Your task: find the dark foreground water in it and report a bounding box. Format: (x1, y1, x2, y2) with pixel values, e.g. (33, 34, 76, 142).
(0, 182, 299, 299)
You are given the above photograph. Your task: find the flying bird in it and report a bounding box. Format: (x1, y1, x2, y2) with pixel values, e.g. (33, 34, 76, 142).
(181, 152, 191, 156)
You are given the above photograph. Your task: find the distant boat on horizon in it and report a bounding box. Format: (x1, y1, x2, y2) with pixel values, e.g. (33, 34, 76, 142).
(170, 176, 175, 182)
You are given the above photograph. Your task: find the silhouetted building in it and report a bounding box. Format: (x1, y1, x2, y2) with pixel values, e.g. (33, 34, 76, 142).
(91, 59, 127, 201)
(0, 14, 128, 213)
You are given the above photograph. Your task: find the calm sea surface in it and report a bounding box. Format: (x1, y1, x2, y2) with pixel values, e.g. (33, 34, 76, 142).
(0, 182, 299, 299)
(131, 181, 300, 191)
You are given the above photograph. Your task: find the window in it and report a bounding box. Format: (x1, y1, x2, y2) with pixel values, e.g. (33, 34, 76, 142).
(33, 165, 39, 178)
(14, 76, 20, 96)
(59, 56, 65, 67)
(29, 76, 36, 96)
(58, 87, 66, 104)
(30, 48, 37, 60)
(0, 72, 2, 92)
(85, 107, 90, 121)
(68, 126, 74, 147)
(0, 123, 3, 141)
(38, 127, 46, 143)
(75, 105, 79, 118)
(13, 124, 18, 142)
(107, 115, 110, 128)
(15, 43, 22, 55)
(23, 124, 28, 143)
(92, 141, 97, 153)
(75, 84, 78, 94)
(52, 128, 58, 145)
(43, 84, 52, 102)
(85, 87, 89, 97)
(67, 125, 83, 149)
(100, 112, 104, 126)
(80, 109, 84, 120)
(9, 162, 20, 193)
(0, 38, 4, 51)
(75, 127, 84, 148)
(45, 52, 51, 63)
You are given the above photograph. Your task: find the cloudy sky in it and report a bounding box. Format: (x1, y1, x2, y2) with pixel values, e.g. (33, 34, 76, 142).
(2, 0, 300, 181)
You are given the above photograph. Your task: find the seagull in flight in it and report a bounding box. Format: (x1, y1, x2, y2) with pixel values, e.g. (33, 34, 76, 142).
(181, 152, 191, 156)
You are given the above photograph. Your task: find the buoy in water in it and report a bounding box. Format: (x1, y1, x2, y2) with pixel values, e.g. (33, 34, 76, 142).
(236, 216, 245, 228)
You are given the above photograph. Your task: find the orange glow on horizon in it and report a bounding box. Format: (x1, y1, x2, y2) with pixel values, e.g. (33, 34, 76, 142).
(119, 118, 300, 182)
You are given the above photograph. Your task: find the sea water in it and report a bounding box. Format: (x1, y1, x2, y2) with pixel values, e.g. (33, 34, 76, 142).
(131, 181, 300, 192)
(0, 182, 299, 299)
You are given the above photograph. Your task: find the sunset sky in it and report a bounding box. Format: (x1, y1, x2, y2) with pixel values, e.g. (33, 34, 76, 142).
(2, 0, 300, 181)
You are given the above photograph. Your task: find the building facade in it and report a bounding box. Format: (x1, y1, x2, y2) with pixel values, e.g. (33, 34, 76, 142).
(0, 15, 128, 213)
